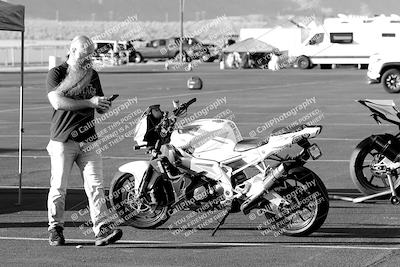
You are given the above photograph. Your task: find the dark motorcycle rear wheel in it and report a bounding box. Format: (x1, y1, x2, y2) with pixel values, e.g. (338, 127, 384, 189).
(109, 172, 170, 229)
(262, 167, 329, 237)
(350, 137, 400, 195)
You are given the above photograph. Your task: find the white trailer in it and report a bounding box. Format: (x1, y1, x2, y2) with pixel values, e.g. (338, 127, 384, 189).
(290, 15, 400, 69)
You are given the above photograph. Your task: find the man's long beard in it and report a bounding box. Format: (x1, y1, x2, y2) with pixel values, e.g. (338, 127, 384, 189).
(57, 66, 94, 99)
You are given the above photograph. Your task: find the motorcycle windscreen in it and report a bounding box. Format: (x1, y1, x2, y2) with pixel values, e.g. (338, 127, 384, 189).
(359, 99, 400, 124)
(133, 108, 150, 146)
(171, 119, 243, 161)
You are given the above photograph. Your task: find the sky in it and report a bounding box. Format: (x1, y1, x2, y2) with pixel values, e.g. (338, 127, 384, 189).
(4, 0, 400, 21)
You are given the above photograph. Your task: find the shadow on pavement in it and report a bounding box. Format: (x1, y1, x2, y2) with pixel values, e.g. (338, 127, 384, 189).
(0, 148, 46, 154)
(328, 188, 363, 196)
(1, 187, 362, 214)
(0, 221, 88, 228)
(0, 188, 89, 214)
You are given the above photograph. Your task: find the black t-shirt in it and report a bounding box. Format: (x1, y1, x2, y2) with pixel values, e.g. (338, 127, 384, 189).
(46, 62, 104, 143)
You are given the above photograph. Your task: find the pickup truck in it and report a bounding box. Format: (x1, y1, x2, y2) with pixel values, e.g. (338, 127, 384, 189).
(368, 53, 400, 93)
(133, 37, 212, 63)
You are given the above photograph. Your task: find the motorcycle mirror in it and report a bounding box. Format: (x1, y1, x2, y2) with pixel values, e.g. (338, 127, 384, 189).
(173, 100, 179, 109)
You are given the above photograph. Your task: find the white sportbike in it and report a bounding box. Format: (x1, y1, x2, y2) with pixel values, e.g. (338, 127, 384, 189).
(109, 98, 329, 236)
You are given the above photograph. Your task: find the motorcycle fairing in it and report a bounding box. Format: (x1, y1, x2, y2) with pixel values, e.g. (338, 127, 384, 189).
(173, 121, 321, 164)
(359, 99, 400, 125)
(171, 119, 243, 162)
(270, 124, 312, 136)
(234, 138, 263, 152)
(118, 161, 150, 191)
(119, 159, 179, 205)
(180, 156, 228, 179)
(230, 126, 322, 166)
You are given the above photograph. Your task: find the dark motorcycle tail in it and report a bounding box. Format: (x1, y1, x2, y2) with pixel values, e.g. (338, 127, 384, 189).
(369, 134, 400, 162)
(350, 99, 400, 195)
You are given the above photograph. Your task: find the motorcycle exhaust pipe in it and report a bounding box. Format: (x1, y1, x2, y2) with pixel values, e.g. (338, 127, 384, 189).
(370, 135, 400, 163)
(240, 163, 287, 214)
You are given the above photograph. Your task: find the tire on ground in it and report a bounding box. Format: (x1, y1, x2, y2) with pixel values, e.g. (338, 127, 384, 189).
(134, 52, 143, 63)
(297, 56, 311, 69)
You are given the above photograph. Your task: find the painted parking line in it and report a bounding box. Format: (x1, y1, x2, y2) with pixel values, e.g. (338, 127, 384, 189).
(0, 135, 364, 141)
(238, 122, 394, 126)
(0, 105, 49, 113)
(0, 80, 337, 114)
(282, 244, 400, 251)
(0, 116, 371, 125)
(0, 135, 49, 137)
(0, 121, 388, 127)
(0, 236, 398, 251)
(0, 155, 137, 160)
(0, 154, 350, 162)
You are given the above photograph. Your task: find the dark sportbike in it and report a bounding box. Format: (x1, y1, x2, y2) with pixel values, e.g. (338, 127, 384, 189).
(350, 99, 400, 204)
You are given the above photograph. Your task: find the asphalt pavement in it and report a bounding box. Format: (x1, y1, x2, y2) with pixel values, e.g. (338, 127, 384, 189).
(1, 63, 400, 266)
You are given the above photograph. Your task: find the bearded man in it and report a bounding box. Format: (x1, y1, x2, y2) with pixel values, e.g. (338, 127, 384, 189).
(46, 35, 122, 246)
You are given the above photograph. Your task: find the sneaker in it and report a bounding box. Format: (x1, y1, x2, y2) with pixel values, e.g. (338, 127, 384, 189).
(49, 226, 65, 246)
(95, 224, 123, 246)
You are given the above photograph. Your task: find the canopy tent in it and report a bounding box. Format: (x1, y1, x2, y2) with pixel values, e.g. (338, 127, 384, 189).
(0, 0, 25, 204)
(222, 38, 278, 53)
(0, 1, 25, 31)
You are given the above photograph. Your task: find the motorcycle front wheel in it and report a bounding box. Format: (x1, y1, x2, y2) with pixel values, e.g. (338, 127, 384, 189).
(109, 172, 170, 229)
(350, 137, 400, 195)
(262, 167, 329, 237)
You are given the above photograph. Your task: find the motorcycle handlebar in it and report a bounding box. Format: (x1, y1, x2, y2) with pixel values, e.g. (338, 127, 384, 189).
(185, 97, 197, 107)
(153, 98, 197, 142)
(174, 98, 196, 116)
(134, 144, 148, 150)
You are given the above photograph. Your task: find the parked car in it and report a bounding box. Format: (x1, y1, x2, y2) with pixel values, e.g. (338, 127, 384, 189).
(367, 52, 400, 93)
(92, 40, 133, 65)
(133, 37, 211, 63)
(202, 43, 221, 62)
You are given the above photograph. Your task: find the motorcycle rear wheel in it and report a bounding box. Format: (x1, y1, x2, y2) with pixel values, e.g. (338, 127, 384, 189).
(109, 172, 170, 229)
(263, 167, 329, 237)
(350, 137, 400, 195)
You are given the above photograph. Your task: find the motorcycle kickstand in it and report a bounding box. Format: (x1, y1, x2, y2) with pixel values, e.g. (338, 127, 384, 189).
(211, 210, 230, 237)
(387, 170, 400, 205)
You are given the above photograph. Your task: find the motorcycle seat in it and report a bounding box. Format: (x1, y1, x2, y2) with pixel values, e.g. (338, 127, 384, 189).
(234, 138, 267, 152)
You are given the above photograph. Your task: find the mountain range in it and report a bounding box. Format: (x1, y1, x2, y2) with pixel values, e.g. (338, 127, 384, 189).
(4, 0, 400, 22)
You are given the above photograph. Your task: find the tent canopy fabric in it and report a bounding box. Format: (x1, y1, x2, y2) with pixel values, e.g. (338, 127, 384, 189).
(222, 38, 278, 53)
(0, 0, 25, 32)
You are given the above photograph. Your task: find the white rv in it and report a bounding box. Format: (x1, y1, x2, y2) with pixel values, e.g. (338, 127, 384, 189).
(239, 27, 303, 52)
(290, 15, 400, 69)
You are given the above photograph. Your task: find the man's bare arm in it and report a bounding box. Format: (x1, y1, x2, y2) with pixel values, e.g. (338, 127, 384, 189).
(48, 91, 110, 111)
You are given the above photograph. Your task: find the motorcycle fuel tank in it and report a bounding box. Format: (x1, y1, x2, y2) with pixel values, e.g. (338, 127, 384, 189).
(170, 119, 243, 161)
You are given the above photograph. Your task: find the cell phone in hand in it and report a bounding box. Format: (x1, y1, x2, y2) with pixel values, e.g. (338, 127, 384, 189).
(107, 94, 119, 101)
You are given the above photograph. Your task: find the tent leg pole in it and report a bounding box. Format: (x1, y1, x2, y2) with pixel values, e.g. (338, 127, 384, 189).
(180, 0, 183, 63)
(17, 32, 24, 206)
(17, 86, 22, 206)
